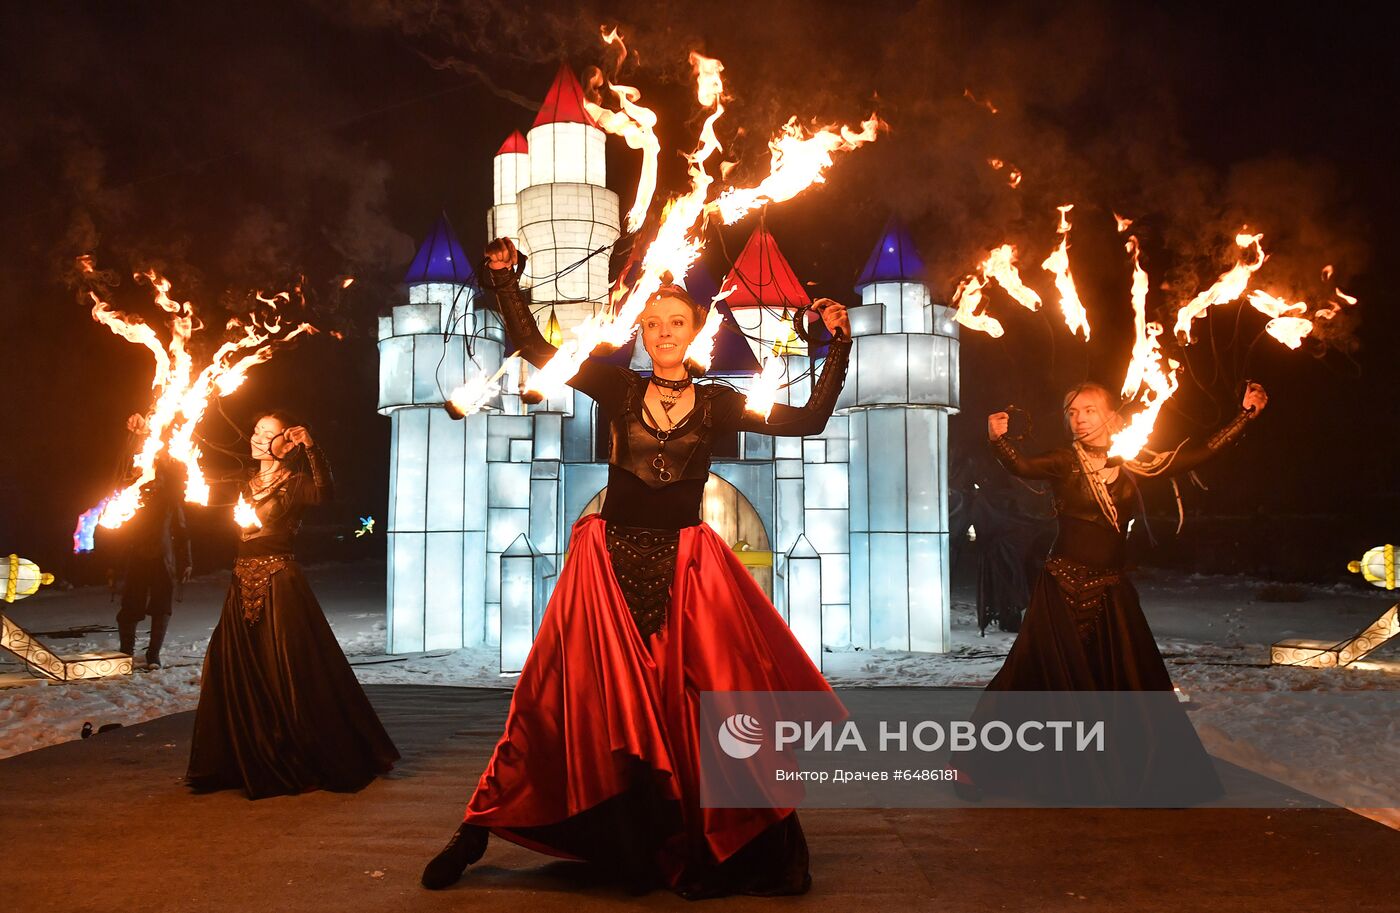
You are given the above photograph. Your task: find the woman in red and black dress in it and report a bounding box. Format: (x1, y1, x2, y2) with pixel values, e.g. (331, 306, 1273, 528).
(422, 239, 851, 897)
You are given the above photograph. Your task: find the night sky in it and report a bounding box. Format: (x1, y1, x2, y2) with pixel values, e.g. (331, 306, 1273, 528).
(2, 0, 1395, 581)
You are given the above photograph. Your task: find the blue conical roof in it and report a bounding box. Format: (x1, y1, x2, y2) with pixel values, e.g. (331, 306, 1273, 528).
(856, 216, 925, 289)
(405, 213, 475, 285)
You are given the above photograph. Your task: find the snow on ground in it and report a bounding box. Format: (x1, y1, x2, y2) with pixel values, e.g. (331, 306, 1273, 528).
(3, 559, 1397, 824)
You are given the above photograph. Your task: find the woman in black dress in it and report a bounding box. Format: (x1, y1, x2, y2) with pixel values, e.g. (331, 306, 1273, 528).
(965, 381, 1268, 804)
(421, 238, 852, 897)
(186, 413, 399, 799)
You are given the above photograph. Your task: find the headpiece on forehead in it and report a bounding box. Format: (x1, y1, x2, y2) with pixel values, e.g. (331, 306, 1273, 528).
(644, 282, 706, 324)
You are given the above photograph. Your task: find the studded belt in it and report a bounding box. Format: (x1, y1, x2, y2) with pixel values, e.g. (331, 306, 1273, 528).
(233, 555, 294, 625)
(604, 524, 680, 639)
(1044, 555, 1123, 643)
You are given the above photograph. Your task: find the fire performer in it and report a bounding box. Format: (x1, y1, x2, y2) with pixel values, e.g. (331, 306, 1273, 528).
(185, 412, 399, 798)
(116, 415, 192, 670)
(966, 380, 1268, 803)
(422, 238, 852, 897)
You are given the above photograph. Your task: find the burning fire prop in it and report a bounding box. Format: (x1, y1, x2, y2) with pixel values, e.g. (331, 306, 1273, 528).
(951, 208, 1358, 459)
(447, 32, 884, 420)
(79, 262, 316, 532)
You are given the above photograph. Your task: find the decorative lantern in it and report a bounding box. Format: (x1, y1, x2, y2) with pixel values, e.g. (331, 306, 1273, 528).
(4, 554, 54, 603)
(1348, 544, 1397, 590)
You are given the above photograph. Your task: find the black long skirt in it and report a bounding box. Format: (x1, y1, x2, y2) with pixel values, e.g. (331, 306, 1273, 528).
(968, 558, 1223, 806)
(186, 560, 399, 799)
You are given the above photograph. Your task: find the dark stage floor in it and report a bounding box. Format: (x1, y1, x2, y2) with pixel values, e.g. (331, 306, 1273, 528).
(1, 685, 1396, 912)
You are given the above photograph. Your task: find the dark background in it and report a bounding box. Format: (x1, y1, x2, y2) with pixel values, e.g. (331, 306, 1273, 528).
(2, 0, 1394, 584)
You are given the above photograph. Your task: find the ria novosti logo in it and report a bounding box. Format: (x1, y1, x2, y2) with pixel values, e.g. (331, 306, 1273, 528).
(717, 713, 764, 759)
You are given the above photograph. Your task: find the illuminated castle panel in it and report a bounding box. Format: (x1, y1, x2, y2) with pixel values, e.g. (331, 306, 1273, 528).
(379, 67, 959, 670)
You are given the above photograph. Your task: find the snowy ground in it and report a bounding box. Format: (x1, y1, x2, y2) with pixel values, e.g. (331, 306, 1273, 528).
(3, 560, 1396, 824)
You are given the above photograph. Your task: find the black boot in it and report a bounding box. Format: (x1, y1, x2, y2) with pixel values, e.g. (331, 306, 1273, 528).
(421, 823, 488, 890)
(117, 617, 138, 658)
(145, 613, 170, 668)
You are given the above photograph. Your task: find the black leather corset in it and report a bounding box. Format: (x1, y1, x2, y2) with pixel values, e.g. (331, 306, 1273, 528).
(608, 381, 719, 489)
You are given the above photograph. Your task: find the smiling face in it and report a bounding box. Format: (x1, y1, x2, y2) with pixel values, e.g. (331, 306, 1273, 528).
(1064, 388, 1116, 447)
(250, 415, 288, 462)
(640, 295, 699, 372)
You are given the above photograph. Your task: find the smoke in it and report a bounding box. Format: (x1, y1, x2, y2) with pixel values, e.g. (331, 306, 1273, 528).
(315, 1, 1367, 288)
(0, 2, 414, 326)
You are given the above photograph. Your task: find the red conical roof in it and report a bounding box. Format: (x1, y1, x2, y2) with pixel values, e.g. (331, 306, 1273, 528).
(532, 64, 598, 129)
(720, 225, 812, 309)
(496, 130, 528, 155)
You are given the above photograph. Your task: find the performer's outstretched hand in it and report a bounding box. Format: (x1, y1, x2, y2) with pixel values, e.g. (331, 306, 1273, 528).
(813, 297, 851, 337)
(987, 411, 1009, 440)
(1242, 382, 1268, 415)
(485, 237, 518, 271)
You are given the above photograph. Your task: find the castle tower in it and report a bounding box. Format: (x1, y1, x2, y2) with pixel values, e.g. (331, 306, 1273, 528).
(841, 217, 959, 651)
(721, 225, 813, 359)
(487, 130, 531, 256)
(517, 65, 621, 332)
(378, 213, 504, 653)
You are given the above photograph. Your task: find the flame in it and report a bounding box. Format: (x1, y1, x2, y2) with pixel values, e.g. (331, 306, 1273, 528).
(1321, 264, 1334, 282)
(73, 495, 114, 554)
(988, 158, 1005, 170)
(1040, 204, 1090, 340)
(711, 114, 884, 225)
(1172, 231, 1267, 342)
(951, 245, 1040, 337)
(341, 276, 355, 288)
(985, 244, 1042, 312)
(585, 30, 660, 234)
(1119, 235, 1155, 398)
(85, 271, 314, 530)
(1315, 285, 1357, 321)
(1114, 213, 1133, 233)
(519, 47, 879, 404)
(743, 352, 787, 419)
(1246, 291, 1313, 349)
(234, 494, 262, 530)
(963, 88, 998, 114)
(951, 273, 1005, 338)
(682, 286, 733, 374)
(1007, 167, 1022, 189)
(1110, 235, 1181, 459)
(446, 360, 512, 418)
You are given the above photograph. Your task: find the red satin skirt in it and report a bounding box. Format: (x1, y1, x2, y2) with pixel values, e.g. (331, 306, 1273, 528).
(462, 514, 834, 893)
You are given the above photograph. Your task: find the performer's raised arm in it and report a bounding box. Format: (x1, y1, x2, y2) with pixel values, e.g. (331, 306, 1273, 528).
(476, 237, 627, 405)
(1137, 382, 1268, 477)
(283, 425, 334, 506)
(987, 412, 1072, 480)
(732, 298, 853, 437)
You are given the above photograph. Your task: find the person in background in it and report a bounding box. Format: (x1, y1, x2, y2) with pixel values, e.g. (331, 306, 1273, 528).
(116, 415, 191, 670)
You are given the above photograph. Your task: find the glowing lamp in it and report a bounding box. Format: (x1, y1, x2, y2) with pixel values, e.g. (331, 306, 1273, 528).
(4, 555, 54, 603)
(1348, 544, 1397, 590)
